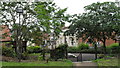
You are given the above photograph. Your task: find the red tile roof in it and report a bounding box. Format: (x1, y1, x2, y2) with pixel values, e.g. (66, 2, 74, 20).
(0, 25, 11, 41)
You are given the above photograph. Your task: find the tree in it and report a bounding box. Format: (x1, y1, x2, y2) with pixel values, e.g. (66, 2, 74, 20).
(34, 1, 69, 60)
(34, 2, 69, 49)
(0, 1, 69, 61)
(84, 2, 120, 54)
(0, 2, 37, 61)
(66, 2, 120, 55)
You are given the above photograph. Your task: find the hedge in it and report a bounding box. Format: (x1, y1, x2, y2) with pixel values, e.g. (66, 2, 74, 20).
(107, 43, 119, 54)
(50, 44, 68, 60)
(67, 43, 89, 53)
(2, 46, 16, 57)
(77, 43, 89, 50)
(27, 46, 42, 53)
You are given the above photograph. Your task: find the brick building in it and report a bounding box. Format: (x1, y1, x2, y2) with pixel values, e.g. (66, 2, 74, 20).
(56, 27, 117, 47)
(0, 25, 11, 45)
(0, 25, 27, 52)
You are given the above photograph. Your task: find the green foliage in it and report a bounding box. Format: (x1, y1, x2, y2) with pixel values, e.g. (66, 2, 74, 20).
(97, 54, 105, 59)
(78, 43, 89, 50)
(28, 53, 40, 60)
(2, 46, 16, 57)
(0, 2, 41, 61)
(80, 49, 96, 53)
(107, 43, 119, 54)
(67, 44, 111, 53)
(67, 43, 89, 53)
(0, 2, 38, 41)
(34, 2, 69, 48)
(67, 47, 104, 53)
(67, 46, 78, 53)
(27, 46, 42, 53)
(56, 44, 68, 58)
(21, 52, 29, 60)
(94, 58, 118, 66)
(108, 43, 119, 49)
(50, 44, 68, 60)
(34, 2, 68, 35)
(0, 2, 69, 61)
(65, 2, 120, 54)
(38, 55, 43, 61)
(57, 44, 68, 50)
(2, 60, 73, 66)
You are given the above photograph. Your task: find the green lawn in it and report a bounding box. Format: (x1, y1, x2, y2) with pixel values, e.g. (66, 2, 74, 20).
(1, 60, 73, 66)
(94, 57, 118, 66)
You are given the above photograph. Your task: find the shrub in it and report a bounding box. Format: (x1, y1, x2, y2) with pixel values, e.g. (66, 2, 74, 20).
(38, 55, 43, 61)
(58, 44, 68, 49)
(67, 43, 89, 53)
(27, 46, 42, 53)
(21, 52, 29, 60)
(107, 43, 119, 54)
(28, 53, 40, 60)
(56, 44, 68, 59)
(80, 49, 94, 53)
(80, 48, 103, 53)
(50, 44, 68, 60)
(77, 43, 89, 50)
(67, 46, 78, 53)
(2, 46, 16, 57)
(98, 54, 105, 59)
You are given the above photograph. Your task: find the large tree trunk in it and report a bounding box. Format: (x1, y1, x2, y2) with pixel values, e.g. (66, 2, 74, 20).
(15, 39, 23, 62)
(15, 29, 22, 62)
(65, 48, 68, 59)
(118, 41, 120, 65)
(115, 39, 117, 43)
(64, 36, 68, 59)
(17, 40, 22, 62)
(103, 38, 107, 54)
(42, 49, 45, 60)
(94, 43, 97, 60)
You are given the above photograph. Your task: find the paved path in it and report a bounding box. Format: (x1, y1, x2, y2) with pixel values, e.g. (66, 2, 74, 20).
(73, 61, 97, 66)
(73, 61, 98, 68)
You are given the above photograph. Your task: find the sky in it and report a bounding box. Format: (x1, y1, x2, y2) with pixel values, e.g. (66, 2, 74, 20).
(54, 0, 116, 15)
(53, 0, 118, 26)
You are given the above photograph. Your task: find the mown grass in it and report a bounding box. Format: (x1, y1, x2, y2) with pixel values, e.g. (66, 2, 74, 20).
(1, 60, 73, 66)
(94, 57, 118, 66)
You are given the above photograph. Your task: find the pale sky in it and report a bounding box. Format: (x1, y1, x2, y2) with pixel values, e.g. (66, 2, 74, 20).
(54, 0, 116, 15)
(53, 0, 118, 26)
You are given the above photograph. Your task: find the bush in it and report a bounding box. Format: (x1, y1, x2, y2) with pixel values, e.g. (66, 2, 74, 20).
(67, 43, 119, 54)
(80, 49, 94, 53)
(27, 46, 42, 53)
(67, 46, 104, 53)
(77, 43, 89, 50)
(2, 46, 16, 57)
(107, 43, 119, 54)
(67, 46, 79, 53)
(80, 48, 103, 53)
(21, 52, 29, 60)
(67, 43, 89, 53)
(98, 54, 105, 59)
(38, 55, 43, 61)
(50, 44, 68, 60)
(56, 44, 68, 59)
